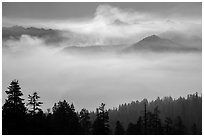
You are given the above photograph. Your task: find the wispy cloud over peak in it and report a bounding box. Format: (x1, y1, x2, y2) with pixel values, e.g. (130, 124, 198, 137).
(3, 4, 201, 45)
(93, 4, 147, 25)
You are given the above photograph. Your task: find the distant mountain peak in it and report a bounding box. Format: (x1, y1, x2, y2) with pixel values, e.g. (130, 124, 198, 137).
(122, 34, 201, 52)
(141, 35, 161, 42)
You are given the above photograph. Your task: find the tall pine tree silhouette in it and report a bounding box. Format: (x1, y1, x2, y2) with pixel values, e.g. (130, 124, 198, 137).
(2, 80, 27, 134)
(144, 102, 147, 134)
(26, 92, 44, 134)
(27, 92, 43, 115)
(92, 103, 110, 135)
(153, 106, 162, 134)
(79, 108, 91, 134)
(136, 116, 143, 134)
(52, 100, 80, 134)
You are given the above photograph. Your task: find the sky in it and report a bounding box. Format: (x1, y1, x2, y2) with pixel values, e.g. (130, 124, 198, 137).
(2, 2, 202, 42)
(2, 2, 202, 111)
(2, 2, 201, 20)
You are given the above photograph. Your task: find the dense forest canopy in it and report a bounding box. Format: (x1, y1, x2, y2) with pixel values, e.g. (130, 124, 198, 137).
(2, 80, 202, 135)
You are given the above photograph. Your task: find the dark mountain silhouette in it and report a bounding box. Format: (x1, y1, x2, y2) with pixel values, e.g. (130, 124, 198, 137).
(2, 26, 66, 44)
(123, 35, 201, 52)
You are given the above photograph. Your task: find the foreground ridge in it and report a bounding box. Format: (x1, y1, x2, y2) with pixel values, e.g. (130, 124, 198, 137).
(2, 80, 202, 135)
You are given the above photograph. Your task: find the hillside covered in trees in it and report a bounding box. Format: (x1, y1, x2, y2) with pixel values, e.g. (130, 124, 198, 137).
(2, 80, 202, 135)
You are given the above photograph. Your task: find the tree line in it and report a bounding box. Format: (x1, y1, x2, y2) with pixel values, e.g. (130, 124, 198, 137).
(106, 92, 202, 135)
(2, 80, 202, 135)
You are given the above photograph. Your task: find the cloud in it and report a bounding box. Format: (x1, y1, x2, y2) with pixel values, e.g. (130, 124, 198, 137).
(3, 35, 43, 50)
(3, 4, 202, 45)
(2, 3, 202, 111)
(60, 4, 202, 42)
(62, 5, 159, 39)
(94, 4, 147, 25)
(2, 35, 202, 111)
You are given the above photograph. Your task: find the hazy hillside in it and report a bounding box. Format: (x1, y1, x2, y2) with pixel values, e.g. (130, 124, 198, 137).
(123, 35, 201, 52)
(2, 26, 201, 53)
(2, 26, 66, 44)
(90, 93, 202, 134)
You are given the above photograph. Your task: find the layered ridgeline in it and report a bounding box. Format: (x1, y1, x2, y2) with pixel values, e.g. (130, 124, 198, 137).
(2, 26, 66, 44)
(3, 26, 201, 53)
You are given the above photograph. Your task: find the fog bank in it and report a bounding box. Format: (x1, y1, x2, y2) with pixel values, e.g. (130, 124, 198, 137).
(2, 36, 201, 111)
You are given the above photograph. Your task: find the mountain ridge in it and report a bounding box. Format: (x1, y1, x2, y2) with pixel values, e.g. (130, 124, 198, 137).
(3, 26, 201, 53)
(123, 34, 201, 52)
(2, 26, 66, 44)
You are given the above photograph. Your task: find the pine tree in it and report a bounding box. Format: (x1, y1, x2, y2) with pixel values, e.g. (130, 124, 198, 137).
(146, 111, 154, 134)
(174, 116, 185, 135)
(126, 122, 137, 135)
(52, 100, 80, 134)
(153, 106, 162, 134)
(92, 103, 110, 135)
(136, 116, 143, 134)
(79, 108, 91, 134)
(27, 92, 43, 115)
(26, 92, 44, 134)
(2, 80, 27, 134)
(164, 117, 173, 134)
(114, 121, 125, 135)
(144, 102, 147, 134)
